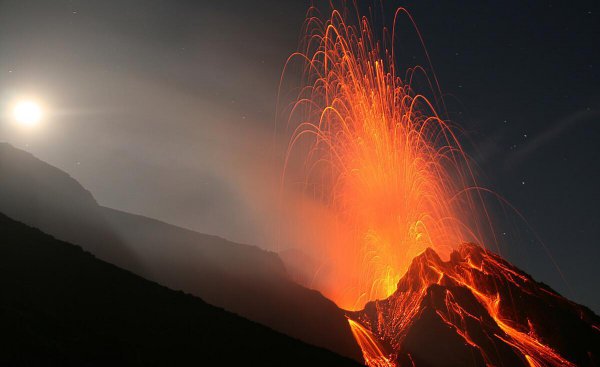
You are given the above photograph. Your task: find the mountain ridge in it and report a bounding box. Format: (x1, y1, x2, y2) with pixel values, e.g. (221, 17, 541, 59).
(0, 211, 362, 366)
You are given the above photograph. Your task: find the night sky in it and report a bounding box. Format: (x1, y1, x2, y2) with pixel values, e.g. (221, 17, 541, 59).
(0, 1, 598, 312)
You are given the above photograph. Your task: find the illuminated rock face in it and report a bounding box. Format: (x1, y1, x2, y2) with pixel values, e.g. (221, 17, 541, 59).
(348, 244, 600, 367)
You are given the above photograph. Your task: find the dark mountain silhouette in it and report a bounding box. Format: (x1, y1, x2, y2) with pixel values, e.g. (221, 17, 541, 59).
(349, 244, 600, 367)
(100, 206, 361, 360)
(0, 142, 361, 361)
(0, 212, 362, 366)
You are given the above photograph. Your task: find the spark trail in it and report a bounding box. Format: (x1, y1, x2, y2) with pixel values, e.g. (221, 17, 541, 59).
(282, 5, 489, 311)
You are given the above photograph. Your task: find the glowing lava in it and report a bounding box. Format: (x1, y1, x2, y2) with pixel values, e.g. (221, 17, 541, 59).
(347, 244, 599, 367)
(282, 6, 490, 311)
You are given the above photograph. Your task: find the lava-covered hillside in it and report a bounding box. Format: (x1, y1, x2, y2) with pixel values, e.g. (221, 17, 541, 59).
(349, 243, 600, 367)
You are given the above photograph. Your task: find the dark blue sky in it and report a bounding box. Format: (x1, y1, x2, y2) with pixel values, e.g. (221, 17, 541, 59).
(0, 1, 598, 312)
(395, 0, 599, 313)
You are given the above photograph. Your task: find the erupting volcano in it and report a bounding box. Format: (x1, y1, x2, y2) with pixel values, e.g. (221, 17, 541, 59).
(282, 5, 495, 311)
(281, 4, 600, 367)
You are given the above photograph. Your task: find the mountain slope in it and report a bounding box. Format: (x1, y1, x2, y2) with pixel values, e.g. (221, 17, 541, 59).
(100, 206, 361, 359)
(0, 212, 362, 366)
(0, 143, 135, 269)
(0, 142, 361, 360)
(348, 244, 600, 367)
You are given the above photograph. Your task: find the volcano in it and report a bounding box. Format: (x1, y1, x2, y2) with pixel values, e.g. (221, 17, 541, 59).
(348, 244, 600, 367)
(279, 5, 600, 366)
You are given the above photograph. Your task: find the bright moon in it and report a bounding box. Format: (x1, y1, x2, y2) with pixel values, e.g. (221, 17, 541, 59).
(13, 100, 43, 127)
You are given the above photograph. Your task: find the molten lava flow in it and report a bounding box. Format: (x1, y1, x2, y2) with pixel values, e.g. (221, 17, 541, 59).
(282, 6, 490, 311)
(349, 244, 598, 367)
(347, 319, 394, 367)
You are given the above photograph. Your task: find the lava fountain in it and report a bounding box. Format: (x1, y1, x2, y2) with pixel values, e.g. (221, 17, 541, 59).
(280, 4, 599, 367)
(281, 6, 491, 311)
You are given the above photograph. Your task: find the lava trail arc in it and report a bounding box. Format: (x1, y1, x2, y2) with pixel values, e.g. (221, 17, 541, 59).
(281, 5, 492, 312)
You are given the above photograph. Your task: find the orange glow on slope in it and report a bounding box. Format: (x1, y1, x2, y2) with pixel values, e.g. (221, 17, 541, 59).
(351, 244, 579, 367)
(347, 319, 394, 367)
(282, 6, 491, 311)
(436, 247, 576, 367)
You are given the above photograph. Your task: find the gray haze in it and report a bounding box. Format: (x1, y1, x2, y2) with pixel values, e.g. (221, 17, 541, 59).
(0, 0, 307, 248)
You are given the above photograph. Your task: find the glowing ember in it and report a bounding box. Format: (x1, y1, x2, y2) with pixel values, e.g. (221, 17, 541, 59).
(282, 6, 490, 311)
